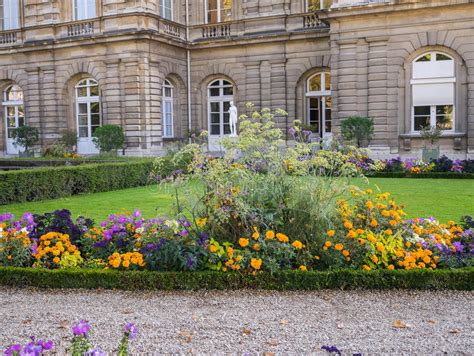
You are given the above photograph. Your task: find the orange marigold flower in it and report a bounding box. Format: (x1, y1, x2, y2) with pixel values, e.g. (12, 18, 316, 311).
(371, 255, 379, 263)
(362, 265, 371, 271)
(327, 230, 336, 237)
(299, 265, 307, 272)
(239, 238, 250, 247)
(324, 241, 332, 248)
(276, 233, 289, 243)
(265, 230, 275, 240)
(334, 243, 344, 251)
(252, 226, 260, 240)
(385, 229, 393, 236)
(209, 244, 218, 253)
(376, 243, 385, 252)
(292, 240, 304, 250)
(250, 258, 262, 270)
(387, 264, 395, 270)
(389, 220, 398, 226)
(366, 201, 374, 210)
(342, 250, 350, 257)
(346, 230, 357, 239)
(253, 243, 261, 251)
(343, 221, 353, 229)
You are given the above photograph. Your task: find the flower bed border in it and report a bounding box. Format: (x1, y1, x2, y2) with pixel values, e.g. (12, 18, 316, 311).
(0, 267, 472, 291)
(0, 161, 153, 205)
(367, 172, 474, 179)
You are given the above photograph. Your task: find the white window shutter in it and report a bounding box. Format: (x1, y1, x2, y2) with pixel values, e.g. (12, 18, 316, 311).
(412, 83, 454, 106)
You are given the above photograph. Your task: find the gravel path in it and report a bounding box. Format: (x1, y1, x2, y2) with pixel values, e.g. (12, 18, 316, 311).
(0, 288, 472, 354)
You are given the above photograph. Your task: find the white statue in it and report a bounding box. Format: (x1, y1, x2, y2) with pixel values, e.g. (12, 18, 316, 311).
(228, 101, 238, 137)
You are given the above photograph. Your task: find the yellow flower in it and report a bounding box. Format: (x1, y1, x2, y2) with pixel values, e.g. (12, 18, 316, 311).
(334, 243, 343, 251)
(252, 226, 260, 240)
(346, 230, 357, 239)
(370, 219, 378, 227)
(299, 265, 307, 272)
(366, 201, 374, 210)
(405, 241, 412, 248)
(265, 230, 275, 240)
(276, 233, 289, 243)
(342, 250, 350, 257)
(384, 229, 393, 236)
(292, 240, 304, 250)
(314, 255, 320, 260)
(250, 258, 262, 270)
(382, 210, 390, 217)
(239, 238, 249, 247)
(362, 265, 372, 271)
(122, 260, 130, 268)
(387, 264, 395, 270)
(253, 243, 261, 251)
(371, 255, 379, 263)
(376, 242, 385, 252)
(196, 217, 208, 227)
(324, 241, 332, 248)
(389, 220, 398, 226)
(209, 244, 218, 253)
(327, 230, 335, 237)
(53, 257, 60, 264)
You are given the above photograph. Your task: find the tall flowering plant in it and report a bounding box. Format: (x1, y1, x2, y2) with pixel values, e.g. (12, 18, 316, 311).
(0, 213, 36, 268)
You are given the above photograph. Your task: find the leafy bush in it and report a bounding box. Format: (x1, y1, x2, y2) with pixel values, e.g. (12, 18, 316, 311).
(92, 125, 125, 153)
(341, 116, 374, 147)
(61, 129, 78, 152)
(11, 125, 39, 153)
(0, 161, 153, 205)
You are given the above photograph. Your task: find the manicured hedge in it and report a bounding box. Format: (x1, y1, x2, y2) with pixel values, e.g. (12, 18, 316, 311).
(0, 267, 472, 291)
(0, 161, 154, 205)
(367, 172, 474, 179)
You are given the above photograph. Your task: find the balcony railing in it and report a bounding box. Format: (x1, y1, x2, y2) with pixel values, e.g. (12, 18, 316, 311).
(201, 23, 232, 39)
(67, 20, 95, 37)
(0, 30, 19, 45)
(302, 13, 327, 29)
(158, 19, 186, 40)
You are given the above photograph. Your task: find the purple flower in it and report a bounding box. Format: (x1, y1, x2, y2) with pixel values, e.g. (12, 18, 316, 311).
(179, 229, 189, 237)
(452, 241, 464, 253)
(288, 127, 296, 136)
(124, 323, 138, 340)
(103, 229, 113, 241)
(85, 349, 106, 356)
(132, 209, 142, 218)
(321, 345, 341, 355)
(4, 344, 22, 355)
(72, 320, 91, 337)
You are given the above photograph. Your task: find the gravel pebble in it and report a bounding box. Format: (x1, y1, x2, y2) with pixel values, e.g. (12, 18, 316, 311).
(0, 287, 472, 354)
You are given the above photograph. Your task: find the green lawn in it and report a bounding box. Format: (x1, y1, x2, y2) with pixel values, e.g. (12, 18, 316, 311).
(1, 178, 472, 223)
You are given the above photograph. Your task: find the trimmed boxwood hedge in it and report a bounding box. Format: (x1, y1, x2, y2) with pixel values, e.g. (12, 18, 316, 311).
(367, 172, 474, 179)
(0, 267, 472, 291)
(0, 161, 154, 205)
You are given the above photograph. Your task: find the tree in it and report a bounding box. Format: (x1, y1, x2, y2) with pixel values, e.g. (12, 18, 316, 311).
(341, 116, 374, 147)
(92, 125, 125, 153)
(11, 125, 39, 154)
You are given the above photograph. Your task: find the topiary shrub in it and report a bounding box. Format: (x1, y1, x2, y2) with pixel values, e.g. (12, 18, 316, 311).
(92, 125, 125, 153)
(341, 116, 374, 147)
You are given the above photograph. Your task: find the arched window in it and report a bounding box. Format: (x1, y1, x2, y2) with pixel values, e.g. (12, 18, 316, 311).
(2, 84, 25, 154)
(160, 0, 173, 20)
(162, 79, 174, 138)
(206, 0, 232, 24)
(75, 78, 101, 154)
(412, 52, 455, 132)
(208, 79, 233, 150)
(306, 72, 331, 137)
(1, 0, 20, 30)
(306, 0, 332, 11)
(73, 0, 96, 21)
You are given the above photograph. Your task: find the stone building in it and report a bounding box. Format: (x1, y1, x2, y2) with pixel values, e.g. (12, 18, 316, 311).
(0, 0, 473, 158)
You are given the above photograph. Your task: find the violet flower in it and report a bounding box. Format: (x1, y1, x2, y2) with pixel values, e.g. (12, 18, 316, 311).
(124, 323, 138, 340)
(321, 345, 342, 355)
(72, 320, 91, 337)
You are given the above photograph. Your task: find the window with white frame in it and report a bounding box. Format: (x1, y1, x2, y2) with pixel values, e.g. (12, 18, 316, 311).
(208, 79, 233, 136)
(206, 0, 232, 24)
(306, 72, 332, 137)
(411, 52, 455, 132)
(306, 0, 333, 11)
(162, 79, 174, 138)
(73, 0, 96, 21)
(0, 0, 20, 30)
(75, 79, 101, 138)
(160, 0, 173, 20)
(3, 84, 25, 140)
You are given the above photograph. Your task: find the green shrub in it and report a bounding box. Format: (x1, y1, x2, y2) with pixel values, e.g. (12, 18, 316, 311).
(0, 267, 471, 291)
(61, 129, 79, 152)
(341, 116, 374, 147)
(11, 125, 39, 154)
(93, 125, 126, 153)
(0, 161, 153, 205)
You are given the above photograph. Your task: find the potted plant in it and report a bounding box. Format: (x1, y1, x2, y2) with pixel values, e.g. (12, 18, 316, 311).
(11, 125, 39, 157)
(420, 125, 442, 162)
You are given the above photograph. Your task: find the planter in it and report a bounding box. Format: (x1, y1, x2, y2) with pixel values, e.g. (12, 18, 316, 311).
(422, 147, 440, 162)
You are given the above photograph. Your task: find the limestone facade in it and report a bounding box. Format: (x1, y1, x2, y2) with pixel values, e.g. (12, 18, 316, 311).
(0, 0, 472, 158)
